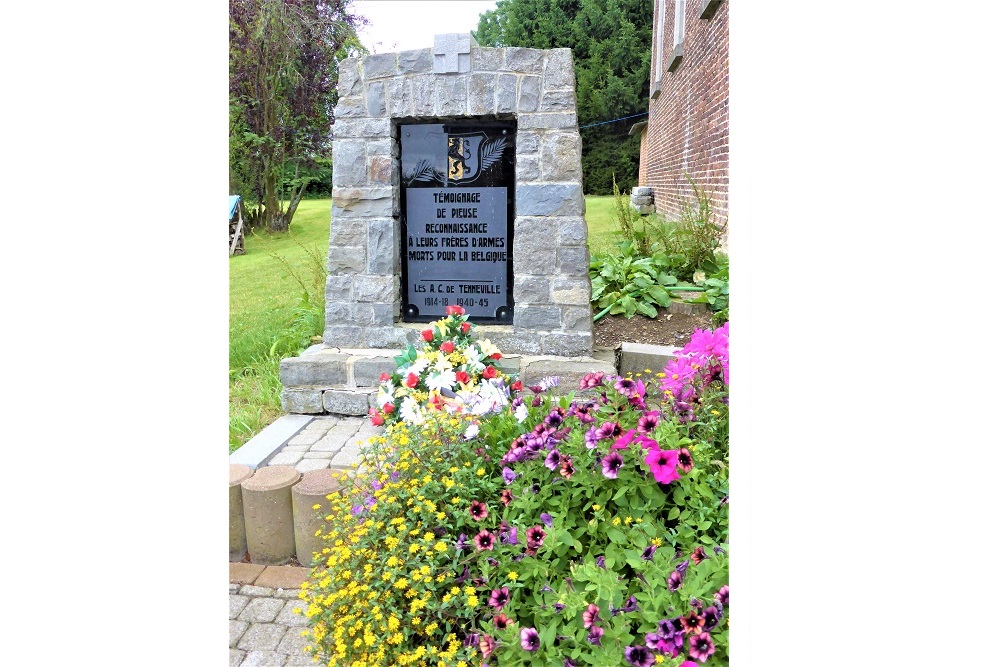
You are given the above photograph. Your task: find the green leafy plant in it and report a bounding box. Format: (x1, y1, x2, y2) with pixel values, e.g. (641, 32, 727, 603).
(590, 240, 702, 320)
(653, 176, 728, 282)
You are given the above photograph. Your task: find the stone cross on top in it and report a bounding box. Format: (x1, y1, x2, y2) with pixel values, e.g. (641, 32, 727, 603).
(433, 32, 479, 74)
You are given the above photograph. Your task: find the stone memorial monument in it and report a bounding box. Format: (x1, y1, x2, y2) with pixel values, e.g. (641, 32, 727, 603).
(279, 33, 614, 416)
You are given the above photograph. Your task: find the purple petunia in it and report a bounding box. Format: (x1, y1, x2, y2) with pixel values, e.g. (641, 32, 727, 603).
(502, 466, 518, 484)
(688, 632, 715, 662)
(520, 627, 540, 652)
(636, 410, 660, 433)
(667, 570, 683, 591)
(582, 603, 600, 629)
(488, 586, 510, 610)
(474, 530, 496, 551)
(714, 585, 729, 606)
(601, 450, 624, 478)
(624, 645, 655, 667)
(544, 449, 562, 470)
(586, 625, 604, 646)
(540, 512, 553, 527)
(641, 544, 657, 561)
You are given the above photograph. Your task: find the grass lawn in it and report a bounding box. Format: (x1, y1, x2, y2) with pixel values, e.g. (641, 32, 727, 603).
(229, 195, 623, 451)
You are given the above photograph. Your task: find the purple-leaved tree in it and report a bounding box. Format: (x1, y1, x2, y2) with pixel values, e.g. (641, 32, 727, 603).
(229, 0, 365, 231)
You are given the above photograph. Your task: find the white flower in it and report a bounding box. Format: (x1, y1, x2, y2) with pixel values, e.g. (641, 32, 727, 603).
(514, 403, 529, 423)
(464, 423, 480, 440)
(425, 370, 457, 392)
(376, 385, 395, 407)
(399, 396, 424, 425)
(432, 354, 453, 374)
(476, 338, 501, 360)
(399, 357, 430, 379)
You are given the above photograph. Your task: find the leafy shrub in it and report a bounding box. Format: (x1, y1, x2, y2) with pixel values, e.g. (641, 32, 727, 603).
(652, 177, 728, 282)
(301, 325, 730, 667)
(590, 240, 703, 320)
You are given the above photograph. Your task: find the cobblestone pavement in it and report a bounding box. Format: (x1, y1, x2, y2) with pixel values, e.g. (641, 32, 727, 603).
(264, 416, 381, 473)
(229, 564, 317, 667)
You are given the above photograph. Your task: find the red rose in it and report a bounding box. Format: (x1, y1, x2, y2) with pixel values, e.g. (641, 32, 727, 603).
(383, 403, 395, 414)
(511, 380, 522, 391)
(483, 366, 497, 379)
(461, 322, 471, 334)
(369, 410, 384, 426)
(421, 329, 434, 342)
(455, 371, 470, 384)
(379, 372, 391, 382)
(405, 373, 419, 388)
(440, 340, 455, 354)
(445, 305, 466, 316)
(490, 352, 502, 360)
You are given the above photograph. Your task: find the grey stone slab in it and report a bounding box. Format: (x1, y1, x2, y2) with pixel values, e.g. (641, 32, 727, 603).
(541, 132, 583, 181)
(301, 451, 334, 459)
(497, 73, 517, 113)
(332, 95, 366, 118)
(543, 48, 576, 89)
(337, 58, 360, 97)
(323, 390, 373, 416)
(331, 186, 394, 218)
(472, 47, 503, 71)
(486, 329, 542, 355)
(280, 390, 325, 416)
(230, 649, 246, 667)
(295, 459, 333, 474)
(230, 620, 249, 648)
(387, 76, 412, 118)
(517, 75, 541, 112)
(558, 216, 589, 245)
(521, 357, 615, 392)
(239, 597, 286, 623)
(330, 447, 363, 469)
(302, 417, 336, 432)
(515, 154, 540, 181)
(328, 245, 366, 274)
(366, 218, 396, 275)
(539, 332, 595, 357)
(332, 117, 392, 139)
(517, 183, 584, 217)
(229, 583, 241, 594)
(238, 623, 288, 652)
(512, 243, 556, 276)
(517, 111, 578, 130)
(267, 450, 304, 467)
(504, 47, 544, 73)
(230, 415, 313, 470)
(274, 588, 302, 599)
(436, 75, 468, 116)
(561, 305, 594, 332)
(281, 445, 311, 452)
(558, 246, 592, 277)
(278, 352, 350, 387)
(241, 650, 288, 666)
(331, 139, 367, 187)
(230, 594, 250, 620)
(513, 275, 552, 305)
(361, 52, 396, 78)
(241, 585, 277, 597)
(412, 75, 436, 116)
(324, 325, 366, 348)
(469, 72, 497, 115)
(552, 276, 592, 306)
(276, 600, 309, 627)
(398, 48, 433, 74)
(516, 130, 541, 154)
(351, 354, 398, 386)
(540, 89, 576, 111)
(347, 420, 384, 449)
(514, 305, 562, 330)
(286, 652, 321, 666)
(365, 81, 386, 116)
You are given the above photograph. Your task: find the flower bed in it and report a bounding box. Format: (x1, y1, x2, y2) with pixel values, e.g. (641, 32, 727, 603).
(300, 311, 729, 667)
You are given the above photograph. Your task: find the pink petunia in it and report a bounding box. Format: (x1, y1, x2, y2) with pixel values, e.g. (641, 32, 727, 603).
(644, 447, 681, 484)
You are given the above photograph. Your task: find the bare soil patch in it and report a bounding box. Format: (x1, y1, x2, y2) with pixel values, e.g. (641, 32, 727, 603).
(593, 309, 716, 350)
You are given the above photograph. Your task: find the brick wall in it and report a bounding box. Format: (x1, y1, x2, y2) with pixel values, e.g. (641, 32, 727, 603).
(643, 0, 728, 226)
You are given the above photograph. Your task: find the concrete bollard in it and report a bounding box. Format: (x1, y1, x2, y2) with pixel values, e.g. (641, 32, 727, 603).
(230, 464, 253, 562)
(292, 470, 344, 567)
(241, 465, 301, 565)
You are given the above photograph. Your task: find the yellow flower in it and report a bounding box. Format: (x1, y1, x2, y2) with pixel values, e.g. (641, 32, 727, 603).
(507, 571, 518, 581)
(476, 468, 485, 476)
(465, 596, 478, 608)
(612, 517, 621, 526)
(592, 504, 601, 511)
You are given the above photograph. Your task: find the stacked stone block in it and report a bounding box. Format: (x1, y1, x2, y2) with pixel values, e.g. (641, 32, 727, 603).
(326, 41, 592, 357)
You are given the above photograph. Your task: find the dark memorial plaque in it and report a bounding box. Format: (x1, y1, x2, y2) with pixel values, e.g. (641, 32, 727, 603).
(400, 121, 516, 323)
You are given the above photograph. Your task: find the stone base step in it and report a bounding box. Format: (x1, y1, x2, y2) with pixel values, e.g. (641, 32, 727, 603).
(280, 346, 619, 415)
